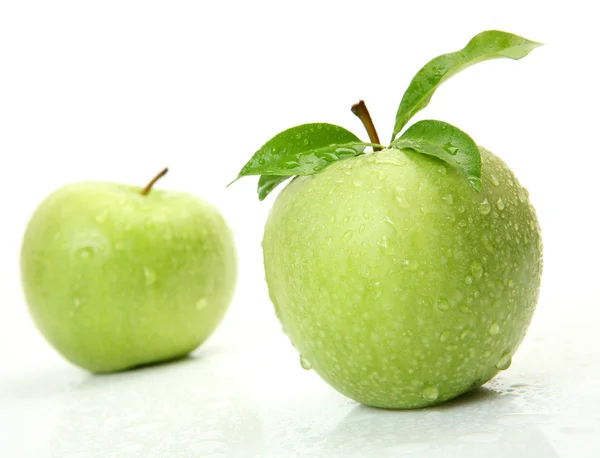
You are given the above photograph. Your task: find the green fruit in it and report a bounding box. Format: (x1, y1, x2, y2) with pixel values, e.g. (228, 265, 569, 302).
(21, 179, 237, 373)
(263, 147, 542, 408)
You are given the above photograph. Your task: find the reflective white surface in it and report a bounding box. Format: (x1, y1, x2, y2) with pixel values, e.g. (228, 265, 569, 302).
(1, 302, 598, 457)
(1, 0, 600, 456)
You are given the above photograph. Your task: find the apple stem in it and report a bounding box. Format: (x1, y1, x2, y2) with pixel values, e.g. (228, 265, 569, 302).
(141, 168, 169, 195)
(351, 100, 382, 151)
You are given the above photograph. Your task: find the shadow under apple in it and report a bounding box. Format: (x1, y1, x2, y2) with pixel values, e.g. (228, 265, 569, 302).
(50, 349, 264, 457)
(313, 386, 558, 457)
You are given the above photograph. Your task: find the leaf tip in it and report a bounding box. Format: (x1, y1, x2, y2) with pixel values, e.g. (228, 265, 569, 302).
(226, 176, 241, 188)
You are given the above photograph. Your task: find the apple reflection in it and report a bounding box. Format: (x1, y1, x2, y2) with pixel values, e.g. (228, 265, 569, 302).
(51, 354, 263, 457)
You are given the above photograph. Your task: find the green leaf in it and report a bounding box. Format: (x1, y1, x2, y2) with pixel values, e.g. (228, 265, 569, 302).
(392, 120, 482, 191)
(392, 30, 542, 141)
(235, 123, 379, 179)
(257, 175, 290, 201)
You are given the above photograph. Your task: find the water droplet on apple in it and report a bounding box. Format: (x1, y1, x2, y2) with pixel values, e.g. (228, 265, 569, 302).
(442, 194, 454, 205)
(458, 205, 465, 213)
(482, 234, 495, 253)
(353, 180, 363, 188)
(378, 236, 393, 255)
(299, 355, 312, 370)
(458, 219, 467, 227)
(490, 174, 500, 187)
(496, 198, 505, 211)
(470, 260, 484, 279)
(196, 298, 207, 310)
(495, 352, 512, 370)
(421, 385, 439, 401)
(73, 298, 81, 308)
(489, 322, 501, 335)
(76, 247, 94, 259)
(95, 211, 108, 223)
(144, 267, 157, 286)
(394, 187, 409, 208)
(436, 299, 449, 312)
(303, 138, 309, 146)
(460, 330, 471, 340)
(464, 275, 473, 285)
(439, 331, 449, 342)
(479, 199, 491, 215)
(377, 170, 385, 181)
(382, 216, 395, 227)
(518, 189, 527, 203)
(459, 304, 472, 313)
(343, 230, 353, 240)
(508, 279, 515, 288)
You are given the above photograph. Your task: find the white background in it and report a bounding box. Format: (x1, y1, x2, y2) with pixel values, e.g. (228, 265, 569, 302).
(1, 1, 599, 457)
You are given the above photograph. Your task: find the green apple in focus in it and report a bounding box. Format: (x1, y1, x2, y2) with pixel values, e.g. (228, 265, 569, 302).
(21, 169, 237, 373)
(263, 147, 541, 408)
(233, 31, 543, 408)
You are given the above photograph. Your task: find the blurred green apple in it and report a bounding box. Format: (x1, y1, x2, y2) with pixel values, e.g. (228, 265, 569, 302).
(21, 169, 237, 373)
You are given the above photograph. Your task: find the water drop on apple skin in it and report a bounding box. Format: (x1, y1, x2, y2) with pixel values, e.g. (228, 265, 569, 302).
(143, 267, 157, 286)
(95, 211, 108, 223)
(421, 385, 439, 401)
(76, 247, 94, 259)
(496, 198, 505, 211)
(479, 199, 491, 215)
(489, 322, 501, 335)
(436, 299, 450, 312)
(196, 298, 208, 310)
(300, 355, 312, 370)
(495, 352, 512, 370)
(470, 260, 484, 279)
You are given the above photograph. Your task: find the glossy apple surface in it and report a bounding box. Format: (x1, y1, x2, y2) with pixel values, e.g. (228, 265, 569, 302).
(21, 182, 237, 373)
(263, 147, 542, 408)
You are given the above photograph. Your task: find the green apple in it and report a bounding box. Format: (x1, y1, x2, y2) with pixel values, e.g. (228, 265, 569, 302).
(21, 169, 237, 373)
(233, 31, 543, 408)
(263, 147, 541, 408)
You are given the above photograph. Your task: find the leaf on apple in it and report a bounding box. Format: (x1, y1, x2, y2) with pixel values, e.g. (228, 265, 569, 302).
(232, 123, 381, 199)
(392, 120, 482, 191)
(231, 30, 541, 197)
(391, 30, 542, 141)
(258, 175, 291, 201)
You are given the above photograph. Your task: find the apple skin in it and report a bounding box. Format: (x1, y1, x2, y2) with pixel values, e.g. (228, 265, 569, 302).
(263, 147, 542, 409)
(21, 182, 237, 373)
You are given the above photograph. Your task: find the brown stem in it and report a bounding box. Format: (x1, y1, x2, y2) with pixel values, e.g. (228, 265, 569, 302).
(351, 100, 382, 151)
(141, 168, 168, 195)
